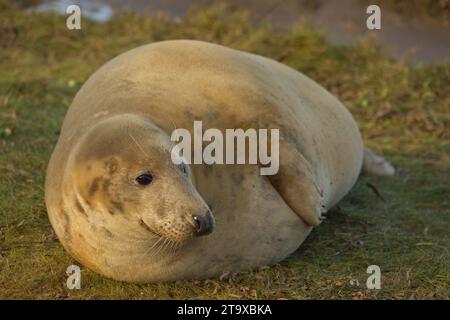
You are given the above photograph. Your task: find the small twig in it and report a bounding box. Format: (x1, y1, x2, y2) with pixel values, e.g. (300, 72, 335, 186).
(366, 182, 385, 201)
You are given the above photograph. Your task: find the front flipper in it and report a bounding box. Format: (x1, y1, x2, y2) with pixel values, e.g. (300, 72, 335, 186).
(267, 142, 325, 226)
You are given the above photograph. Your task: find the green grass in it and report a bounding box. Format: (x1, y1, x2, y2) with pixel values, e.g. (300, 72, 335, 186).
(0, 3, 449, 299)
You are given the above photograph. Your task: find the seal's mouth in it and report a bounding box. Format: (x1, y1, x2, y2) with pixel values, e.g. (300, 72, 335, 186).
(138, 209, 214, 256)
(139, 219, 160, 237)
(139, 219, 187, 254)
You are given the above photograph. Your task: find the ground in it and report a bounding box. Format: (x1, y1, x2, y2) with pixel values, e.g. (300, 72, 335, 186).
(0, 3, 449, 299)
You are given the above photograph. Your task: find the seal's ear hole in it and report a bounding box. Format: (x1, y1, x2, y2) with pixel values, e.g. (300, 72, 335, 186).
(135, 172, 154, 186)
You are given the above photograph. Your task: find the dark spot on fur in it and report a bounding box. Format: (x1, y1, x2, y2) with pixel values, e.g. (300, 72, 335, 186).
(86, 165, 91, 171)
(105, 158, 118, 174)
(123, 197, 137, 205)
(102, 227, 114, 238)
(103, 179, 110, 192)
(110, 201, 124, 214)
(89, 177, 100, 196)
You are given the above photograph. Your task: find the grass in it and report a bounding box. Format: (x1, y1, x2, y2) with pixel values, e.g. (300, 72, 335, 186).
(0, 2, 449, 299)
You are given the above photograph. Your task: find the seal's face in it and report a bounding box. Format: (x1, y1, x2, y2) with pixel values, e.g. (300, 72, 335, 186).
(68, 115, 214, 253)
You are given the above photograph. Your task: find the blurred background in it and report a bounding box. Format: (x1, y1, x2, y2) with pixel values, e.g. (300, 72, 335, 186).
(24, 0, 450, 63)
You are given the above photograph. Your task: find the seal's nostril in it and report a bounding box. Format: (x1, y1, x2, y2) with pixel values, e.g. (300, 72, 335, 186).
(192, 213, 213, 236)
(193, 215, 202, 231)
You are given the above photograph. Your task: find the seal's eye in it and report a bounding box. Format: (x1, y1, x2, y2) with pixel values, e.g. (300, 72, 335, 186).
(136, 173, 153, 186)
(179, 162, 188, 175)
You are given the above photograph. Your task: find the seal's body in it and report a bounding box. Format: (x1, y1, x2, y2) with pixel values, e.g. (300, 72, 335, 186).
(46, 40, 365, 282)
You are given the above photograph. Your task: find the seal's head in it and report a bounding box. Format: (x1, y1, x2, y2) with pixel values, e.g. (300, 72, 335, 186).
(59, 114, 214, 275)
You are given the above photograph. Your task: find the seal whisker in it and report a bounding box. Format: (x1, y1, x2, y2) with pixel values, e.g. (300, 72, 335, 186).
(162, 238, 175, 255)
(169, 118, 177, 132)
(166, 118, 179, 152)
(162, 237, 172, 253)
(129, 132, 149, 158)
(168, 239, 177, 253)
(160, 238, 169, 255)
(152, 236, 169, 257)
(168, 240, 179, 254)
(163, 238, 174, 254)
(169, 240, 182, 254)
(143, 236, 164, 258)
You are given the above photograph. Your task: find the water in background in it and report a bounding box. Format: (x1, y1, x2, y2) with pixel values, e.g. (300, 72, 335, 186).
(30, 0, 114, 22)
(29, 0, 450, 64)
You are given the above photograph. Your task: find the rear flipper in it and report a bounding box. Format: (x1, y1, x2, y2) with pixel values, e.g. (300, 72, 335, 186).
(362, 148, 395, 176)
